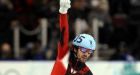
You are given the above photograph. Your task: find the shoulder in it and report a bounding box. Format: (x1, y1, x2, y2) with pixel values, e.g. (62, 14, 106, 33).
(85, 70, 93, 75)
(83, 64, 93, 75)
(79, 65, 93, 75)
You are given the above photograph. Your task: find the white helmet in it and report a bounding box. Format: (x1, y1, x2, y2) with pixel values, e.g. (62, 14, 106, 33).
(72, 34, 96, 51)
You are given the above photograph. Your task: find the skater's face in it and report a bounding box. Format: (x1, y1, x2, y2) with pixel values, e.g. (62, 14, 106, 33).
(76, 47, 92, 62)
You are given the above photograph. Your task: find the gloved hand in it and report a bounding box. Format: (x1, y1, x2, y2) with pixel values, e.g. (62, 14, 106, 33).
(59, 0, 71, 14)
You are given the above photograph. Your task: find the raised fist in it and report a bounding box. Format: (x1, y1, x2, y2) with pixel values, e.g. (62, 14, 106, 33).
(59, 0, 71, 14)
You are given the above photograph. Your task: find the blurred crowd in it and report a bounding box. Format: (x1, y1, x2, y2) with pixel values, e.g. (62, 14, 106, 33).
(0, 0, 140, 61)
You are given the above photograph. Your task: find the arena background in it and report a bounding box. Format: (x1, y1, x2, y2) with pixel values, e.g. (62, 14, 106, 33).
(0, 0, 140, 75)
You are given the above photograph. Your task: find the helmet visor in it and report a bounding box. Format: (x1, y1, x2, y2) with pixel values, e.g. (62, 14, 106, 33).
(79, 47, 93, 54)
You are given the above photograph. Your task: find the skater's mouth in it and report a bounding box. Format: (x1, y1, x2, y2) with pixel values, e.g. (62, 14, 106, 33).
(81, 56, 87, 61)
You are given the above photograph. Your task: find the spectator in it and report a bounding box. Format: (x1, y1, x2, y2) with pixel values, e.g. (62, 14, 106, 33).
(45, 48, 56, 60)
(23, 41, 46, 60)
(110, 42, 134, 61)
(0, 42, 14, 60)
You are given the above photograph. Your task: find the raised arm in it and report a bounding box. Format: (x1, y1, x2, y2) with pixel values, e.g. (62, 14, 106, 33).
(51, 0, 71, 75)
(57, 0, 71, 59)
